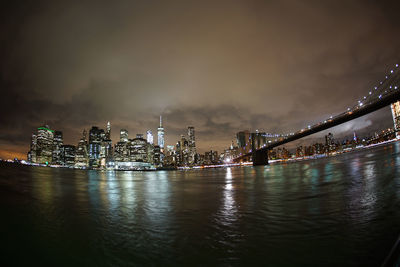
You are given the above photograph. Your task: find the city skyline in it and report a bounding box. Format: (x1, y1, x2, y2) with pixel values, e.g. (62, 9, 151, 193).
(1, 0, 400, 159)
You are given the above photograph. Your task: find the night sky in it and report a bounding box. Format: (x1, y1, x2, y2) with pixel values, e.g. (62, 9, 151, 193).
(1, 0, 400, 159)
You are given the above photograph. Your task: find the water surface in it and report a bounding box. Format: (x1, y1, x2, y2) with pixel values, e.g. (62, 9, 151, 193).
(1, 143, 400, 266)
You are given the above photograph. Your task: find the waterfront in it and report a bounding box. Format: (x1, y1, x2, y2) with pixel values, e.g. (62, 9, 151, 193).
(1, 143, 400, 266)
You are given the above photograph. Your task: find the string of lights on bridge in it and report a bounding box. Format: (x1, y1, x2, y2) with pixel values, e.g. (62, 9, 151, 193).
(262, 63, 400, 142)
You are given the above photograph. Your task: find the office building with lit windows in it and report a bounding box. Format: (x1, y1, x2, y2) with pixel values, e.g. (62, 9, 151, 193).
(391, 101, 400, 138)
(52, 130, 63, 164)
(158, 116, 165, 150)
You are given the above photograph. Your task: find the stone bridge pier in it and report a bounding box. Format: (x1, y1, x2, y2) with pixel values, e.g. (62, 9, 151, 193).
(252, 149, 269, 166)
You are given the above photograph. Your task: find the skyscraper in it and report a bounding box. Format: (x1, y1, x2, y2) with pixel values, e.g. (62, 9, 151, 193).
(103, 122, 112, 164)
(36, 125, 54, 164)
(60, 145, 76, 167)
(188, 126, 195, 148)
(28, 133, 37, 163)
(75, 130, 89, 168)
(391, 101, 400, 138)
(147, 130, 153, 144)
(52, 130, 63, 164)
(325, 132, 334, 152)
(88, 126, 104, 167)
(106, 121, 111, 140)
(120, 129, 128, 142)
(158, 116, 165, 151)
(236, 130, 250, 155)
(188, 126, 196, 164)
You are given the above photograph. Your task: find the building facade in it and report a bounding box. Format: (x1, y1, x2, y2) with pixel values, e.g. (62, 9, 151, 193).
(391, 101, 400, 138)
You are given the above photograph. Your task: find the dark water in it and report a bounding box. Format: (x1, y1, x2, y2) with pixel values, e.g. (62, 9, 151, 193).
(1, 144, 400, 266)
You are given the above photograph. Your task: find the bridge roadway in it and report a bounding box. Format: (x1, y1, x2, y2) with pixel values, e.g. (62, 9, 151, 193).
(234, 80, 400, 165)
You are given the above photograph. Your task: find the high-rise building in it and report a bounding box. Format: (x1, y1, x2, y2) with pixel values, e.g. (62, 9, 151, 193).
(187, 126, 196, 164)
(88, 126, 105, 167)
(129, 137, 148, 162)
(154, 145, 161, 166)
(75, 130, 89, 168)
(325, 132, 334, 152)
(158, 116, 165, 151)
(120, 129, 128, 142)
(52, 130, 63, 164)
(236, 130, 250, 155)
(205, 150, 219, 164)
(106, 121, 111, 140)
(28, 133, 37, 163)
(391, 101, 400, 138)
(114, 141, 128, 162)
(103, 122, 113, 164)
(60, 145, 76, 166)
(147, 130, 154, 144)
(36, 125, 54, 164)
(188, 127, 195, 147)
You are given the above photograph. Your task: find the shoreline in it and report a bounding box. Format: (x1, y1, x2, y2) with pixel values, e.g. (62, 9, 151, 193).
(2, 138, 398, 171)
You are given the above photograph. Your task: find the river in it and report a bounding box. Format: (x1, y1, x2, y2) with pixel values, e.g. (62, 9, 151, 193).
(1, 143, 400, 266)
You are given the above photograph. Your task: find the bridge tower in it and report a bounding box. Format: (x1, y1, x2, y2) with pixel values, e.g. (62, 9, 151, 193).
(252, 149, 269, 166)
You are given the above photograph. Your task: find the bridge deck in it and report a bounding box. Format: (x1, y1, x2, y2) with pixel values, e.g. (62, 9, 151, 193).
(235, 71, 400, 162)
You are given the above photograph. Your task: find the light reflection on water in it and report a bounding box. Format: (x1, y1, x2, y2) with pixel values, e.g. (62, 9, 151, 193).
(1, 143, 400, 266)
(220, 168, 238, 226)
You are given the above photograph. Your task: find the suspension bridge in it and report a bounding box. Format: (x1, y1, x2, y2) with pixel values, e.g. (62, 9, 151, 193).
(233, 64, 400, 165)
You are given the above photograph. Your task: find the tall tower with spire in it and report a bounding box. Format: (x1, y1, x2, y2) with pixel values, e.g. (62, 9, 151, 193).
(158, 115, 165, 151)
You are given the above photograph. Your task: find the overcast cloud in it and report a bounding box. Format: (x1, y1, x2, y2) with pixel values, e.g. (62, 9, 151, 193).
(1, 0, 400, 158)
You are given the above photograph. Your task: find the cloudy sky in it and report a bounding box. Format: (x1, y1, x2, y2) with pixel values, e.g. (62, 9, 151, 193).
(1, 0, 400, 159)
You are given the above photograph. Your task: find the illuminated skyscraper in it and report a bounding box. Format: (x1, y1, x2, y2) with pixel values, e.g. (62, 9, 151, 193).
(391, 101, 400, 138)
(236, 130, 250, 155)
(88, 126, 104, 167)
(106, 121, 111, 139)
(103, 122, 112, 164)
(158, 116, 165, 150)
(28, 133, 37, 163)
(325, 132, 334, 152)
(60, 145, 76, 167)
(188, 127, 195, 147)
(147, 130, 153, 144)
(120, 129, 128, 142)
(188, 126, 196, 164)
(129, 136, 148, 162)
(75, 130, 89, 168)
(36, 125, 54, 164)
(52, 130, 63, 164)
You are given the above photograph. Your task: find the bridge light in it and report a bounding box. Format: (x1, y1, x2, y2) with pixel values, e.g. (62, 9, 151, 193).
(347, 108, 350, 111)
(396, 64, 399, 67)
(380, 81, 383, 84)
(391, 70, 394, 73)
(359, 102, 363, 106)
(386, 76, 388, 79)
(363, 96, 366, 99)
(375, 86, 377, 90)
(330, 116, 333, 119)
(395, 86, 398, 89)
(379, 95, 382, 98)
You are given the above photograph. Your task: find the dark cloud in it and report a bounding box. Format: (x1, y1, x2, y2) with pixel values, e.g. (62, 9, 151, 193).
(1, 0, 400, 158)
